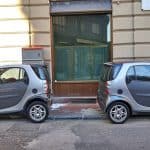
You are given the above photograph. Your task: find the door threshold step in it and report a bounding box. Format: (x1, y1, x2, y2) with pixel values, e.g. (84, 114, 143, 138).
(51, 96, 97, 104)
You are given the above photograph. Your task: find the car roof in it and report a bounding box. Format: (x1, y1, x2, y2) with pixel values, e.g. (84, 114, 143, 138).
(30, 64, 47, 68)
(0, 63, 46, 68)
(0, 64, 29, 68)
(104, 61, 150, 66)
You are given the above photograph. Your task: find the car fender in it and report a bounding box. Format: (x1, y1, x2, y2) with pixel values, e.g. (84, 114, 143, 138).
(23, 95, 50, 110)
(106, 95, 132, 112)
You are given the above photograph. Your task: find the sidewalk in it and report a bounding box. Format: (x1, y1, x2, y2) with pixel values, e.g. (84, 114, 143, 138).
(49, 97, 106, 120)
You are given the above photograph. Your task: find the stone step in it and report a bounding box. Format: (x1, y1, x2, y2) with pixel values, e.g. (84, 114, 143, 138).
(49, 103, 106, 120)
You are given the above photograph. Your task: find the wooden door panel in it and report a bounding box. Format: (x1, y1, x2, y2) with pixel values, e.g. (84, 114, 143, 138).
(53, 82, 98, 97)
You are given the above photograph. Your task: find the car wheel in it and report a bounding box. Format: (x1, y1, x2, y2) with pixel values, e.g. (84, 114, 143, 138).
(27, 101, 49, 123)
(107, 102, 130, 124)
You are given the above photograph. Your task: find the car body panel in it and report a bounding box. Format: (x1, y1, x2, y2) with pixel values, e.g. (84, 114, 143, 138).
(0, 81, 27, 109)
(0, 64, 51, 114)
(97, 62, 150, 115)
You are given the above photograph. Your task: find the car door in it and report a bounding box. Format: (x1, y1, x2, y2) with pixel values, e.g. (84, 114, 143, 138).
(0, 67, 28, 109)
(126, 65, 150, 107)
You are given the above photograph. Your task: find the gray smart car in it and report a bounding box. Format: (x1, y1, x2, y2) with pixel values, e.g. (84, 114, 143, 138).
(0, 64, 51, 123)
(97, 61, 150, 124)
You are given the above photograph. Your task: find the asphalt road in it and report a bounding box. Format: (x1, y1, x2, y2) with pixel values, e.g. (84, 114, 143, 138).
(0, 116, 150, 150)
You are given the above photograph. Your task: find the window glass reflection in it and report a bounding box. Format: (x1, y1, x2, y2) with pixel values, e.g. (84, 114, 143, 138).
(53, 14, 111, 81)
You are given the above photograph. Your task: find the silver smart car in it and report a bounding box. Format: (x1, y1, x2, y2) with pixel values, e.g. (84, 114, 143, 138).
(97, 61, 150, 124)
(0, 64, 51, 123)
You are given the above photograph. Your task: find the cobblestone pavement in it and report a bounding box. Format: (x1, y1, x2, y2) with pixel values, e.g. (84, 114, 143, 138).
(0, 102, 105, 150)
(1, 101, 150, 150)
(0, 116, 150, 150)
(0, 119, 40, 150)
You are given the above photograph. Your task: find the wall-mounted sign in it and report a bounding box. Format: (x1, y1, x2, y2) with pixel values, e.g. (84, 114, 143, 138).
(50, 0, 111, 14)
(142, 0, 150, 10)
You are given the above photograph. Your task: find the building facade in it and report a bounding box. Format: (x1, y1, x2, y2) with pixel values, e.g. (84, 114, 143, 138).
(112, 0, 150, 61)
(0, 0, 150, 98)
(0, 0, 51, 65)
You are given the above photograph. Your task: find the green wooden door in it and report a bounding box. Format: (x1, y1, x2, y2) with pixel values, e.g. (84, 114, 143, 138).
(53, 14, 110, 81)
(52, 14, 111, 96)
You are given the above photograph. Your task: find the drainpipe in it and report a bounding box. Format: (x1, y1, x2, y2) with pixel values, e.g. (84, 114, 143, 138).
(132, 0, 135, 60)
(28, 0, 32, 47)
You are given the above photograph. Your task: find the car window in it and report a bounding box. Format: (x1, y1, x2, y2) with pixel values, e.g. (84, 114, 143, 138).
(100, 64, 122, 82)
(111, 64, 122, 79)
(100, 65, 111, 82)
(0, 68, 29, 84)
(31, 65, 50, 81)
(135, 65, 150, 81)
(126, 66, 135, 83)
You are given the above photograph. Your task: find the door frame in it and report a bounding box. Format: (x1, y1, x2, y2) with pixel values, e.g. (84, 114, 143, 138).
(50, 2, 112, 97)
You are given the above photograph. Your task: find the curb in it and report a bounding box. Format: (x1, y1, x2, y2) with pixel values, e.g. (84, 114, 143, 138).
(48, 115, 106, 120)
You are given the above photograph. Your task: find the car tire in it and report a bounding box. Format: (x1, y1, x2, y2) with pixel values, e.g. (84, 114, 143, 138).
(27, 101, 49, 123)
(107, 102, 130, 124)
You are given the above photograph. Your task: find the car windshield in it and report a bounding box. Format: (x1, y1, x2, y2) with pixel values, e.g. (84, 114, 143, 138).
(31, 65, 50, 81)
(100, 63, 122, 82)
